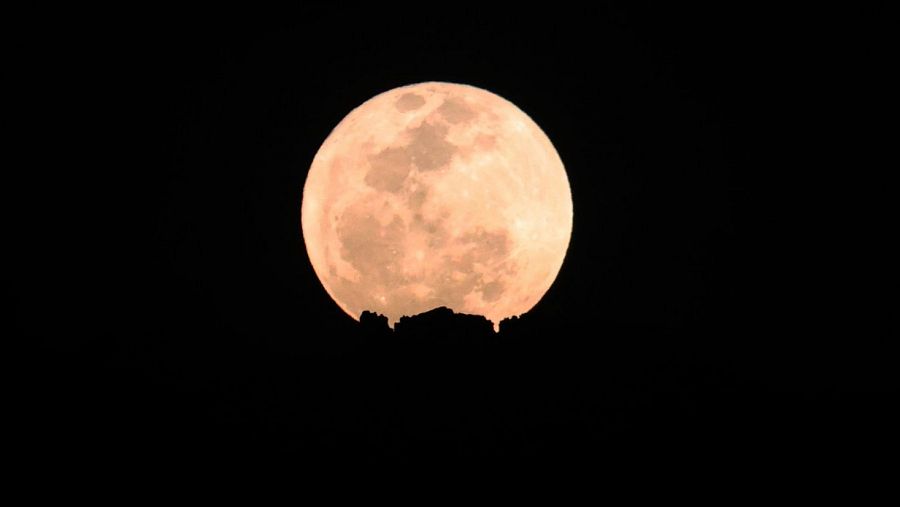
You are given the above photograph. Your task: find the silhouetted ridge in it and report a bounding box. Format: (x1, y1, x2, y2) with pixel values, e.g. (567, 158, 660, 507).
(396, 307, 493, 338)
(359, 306, 495, 342)
(498, 314, 526, 335)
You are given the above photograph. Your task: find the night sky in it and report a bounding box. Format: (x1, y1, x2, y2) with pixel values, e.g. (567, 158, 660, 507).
(14, 4, 894, 470)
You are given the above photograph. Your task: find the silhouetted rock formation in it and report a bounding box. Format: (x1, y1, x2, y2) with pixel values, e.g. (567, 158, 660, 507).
(498, 314, 525, 335)
(359, 310, 391, 339)
(359, 306, 497, 343)
(395, 307, 494, 340)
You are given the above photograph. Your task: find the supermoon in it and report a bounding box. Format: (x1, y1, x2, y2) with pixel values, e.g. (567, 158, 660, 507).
(301, 82, 572, 331)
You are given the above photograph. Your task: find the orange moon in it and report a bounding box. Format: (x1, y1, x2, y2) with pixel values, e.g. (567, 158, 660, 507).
(301, 82, 572, 331)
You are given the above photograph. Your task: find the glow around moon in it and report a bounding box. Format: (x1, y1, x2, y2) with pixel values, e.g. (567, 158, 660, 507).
(301, 82, 572, 331)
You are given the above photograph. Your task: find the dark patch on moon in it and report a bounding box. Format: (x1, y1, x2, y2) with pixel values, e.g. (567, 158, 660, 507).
(437, 97, 476, 124)
(407, 186, 427, 210)
(410, 213, 447, 248)
(481, 280, 504, 302)
(395, 93, 426, 112)
(365, 147, 412, 192)
(406, 122, 455, 171)
(336, 206, 406, 286)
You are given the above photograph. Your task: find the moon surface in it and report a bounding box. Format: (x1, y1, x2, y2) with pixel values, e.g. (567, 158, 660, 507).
(301, 82, 572, 331)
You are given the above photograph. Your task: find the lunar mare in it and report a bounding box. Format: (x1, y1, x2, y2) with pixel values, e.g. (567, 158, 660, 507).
(301, 82, 572, 331)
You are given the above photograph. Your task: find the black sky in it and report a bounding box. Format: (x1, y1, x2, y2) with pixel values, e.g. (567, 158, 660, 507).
(13, 4, 895, 470)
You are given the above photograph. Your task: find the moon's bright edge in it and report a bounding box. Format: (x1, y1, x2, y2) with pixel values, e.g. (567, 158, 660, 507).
(301, 82, 572, 331)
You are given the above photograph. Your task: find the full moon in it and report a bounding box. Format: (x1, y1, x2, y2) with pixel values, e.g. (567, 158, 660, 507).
(301, 82, 572, 331)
